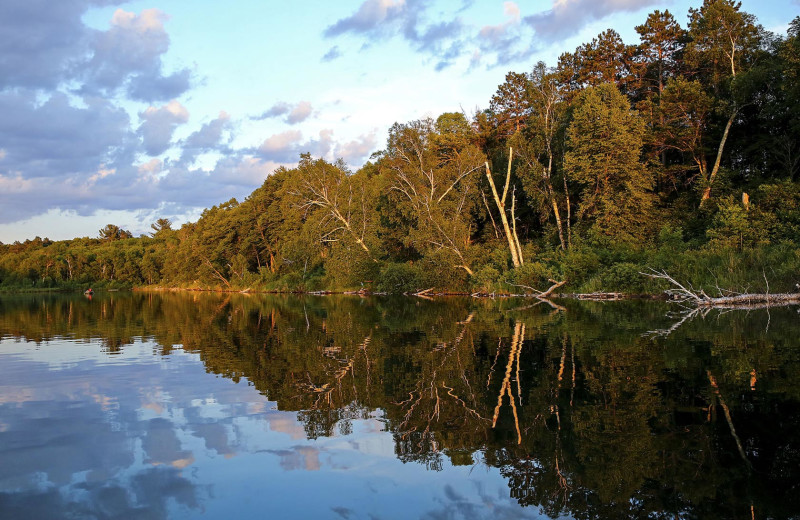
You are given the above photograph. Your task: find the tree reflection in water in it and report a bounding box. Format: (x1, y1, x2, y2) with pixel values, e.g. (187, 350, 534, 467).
(1, 292, 799, 519)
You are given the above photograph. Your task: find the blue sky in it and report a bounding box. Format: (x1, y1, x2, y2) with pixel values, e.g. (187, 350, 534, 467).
(0, 0, 797, 242)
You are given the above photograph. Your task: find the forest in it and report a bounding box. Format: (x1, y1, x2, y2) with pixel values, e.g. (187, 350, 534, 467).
(2, 1, 800, 295)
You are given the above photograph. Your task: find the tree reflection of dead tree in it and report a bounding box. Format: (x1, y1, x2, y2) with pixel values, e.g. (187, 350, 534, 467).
(707, 370, 752, 469)
(551, 335, 570, 431)
(547, 334, 573, 504)
(395, 313, 487, 452)
(487, 337, 502, 389)
(299, 334, 371, 409)
(492, 322, 526, 444)
(361, 333, 373, 392)
(208, 295, 232, 325)
(553, 443, 571, 505)
(643, 307, 707, 338)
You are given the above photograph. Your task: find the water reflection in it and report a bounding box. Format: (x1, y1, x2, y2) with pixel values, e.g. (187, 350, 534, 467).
(0, 292, 799, 519)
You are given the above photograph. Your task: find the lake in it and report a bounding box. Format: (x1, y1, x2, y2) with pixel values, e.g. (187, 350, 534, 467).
(0, 292, 798, 519)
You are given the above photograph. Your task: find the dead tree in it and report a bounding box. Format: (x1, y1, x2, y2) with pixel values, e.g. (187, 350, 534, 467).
(642, 268, 800, 308)
(485, 148, 525, 267)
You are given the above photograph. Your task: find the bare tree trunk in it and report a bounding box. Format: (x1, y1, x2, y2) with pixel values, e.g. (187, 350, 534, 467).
(701, 109, 737, 202)
(202, 257, 231, 288)
(456, 264, 475, 276)
(512, 189, 524, 265)
(545, 153, 567, 250)
(481, 190, 501, 238)
(563, 174, 572, 249)
(485, 149, 524, 267)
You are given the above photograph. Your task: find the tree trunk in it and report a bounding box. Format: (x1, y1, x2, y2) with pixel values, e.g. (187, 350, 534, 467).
(701, 109, 737, 202)
(546, 154, 567, 250)
(485, 150, 524, 267)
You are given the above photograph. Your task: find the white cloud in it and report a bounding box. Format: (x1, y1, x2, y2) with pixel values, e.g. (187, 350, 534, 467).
(259, 130, 303, 157)
(524, 0, 659, 43)
(335, 131, 378, 165)
(287, 102, 313, 124)
(324, 0, 408, 37)
(252, 101, 314, 125)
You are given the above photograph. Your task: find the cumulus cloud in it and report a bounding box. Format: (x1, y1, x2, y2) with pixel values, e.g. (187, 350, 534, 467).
(137, 158, 163, 177)
(80, 8, 192, 100)
(256, 128, 377, 167)
(258, 130, 303, 161)
(524, 0, 659, 43)
(323, 0, 467, 70)
(479, 2, 520, 43)
(257, 129, 335, 163)
(475, 2, 536, 66)
(254, 102, 291, 119)
(0, 0, 98, 90)
(324, 0, 661, 71)
(0, 91, 130, 179)
(0, 152, 279, 226)
(252, 101, 314, 125)
(138, 100, 190, 156)
(179, 111, 232, 163)
(86, 9, 170, 88)
(286, 101, 313, 124)
(324, 0, 407, 37)
(335, 131, 378, 165)
(0, 1, 191, 99)
(127, 68, 192, 102)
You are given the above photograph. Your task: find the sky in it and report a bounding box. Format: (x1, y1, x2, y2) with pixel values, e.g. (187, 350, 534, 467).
(0, 0, 797, 243)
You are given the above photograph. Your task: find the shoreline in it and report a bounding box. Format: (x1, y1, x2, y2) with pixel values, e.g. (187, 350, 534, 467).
(5, 286, 799, 309)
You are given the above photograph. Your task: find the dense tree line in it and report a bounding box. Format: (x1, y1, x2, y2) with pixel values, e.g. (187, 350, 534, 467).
(2, 2, 800, 294)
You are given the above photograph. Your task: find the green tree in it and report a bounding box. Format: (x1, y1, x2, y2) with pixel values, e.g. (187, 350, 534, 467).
(98, 224, 133, 241)
(634, 10, 686, 98)
(290, 154, 377, 257)
(149, 218, 173, 236)
(381, 115, 485, 276)
(655, 77, 714, 191)
(564, 84, 655, 242)
(685, 0, 762, 201)
(489, 72, 533, 139)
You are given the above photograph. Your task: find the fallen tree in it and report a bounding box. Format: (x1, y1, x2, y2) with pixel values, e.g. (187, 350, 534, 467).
(505, 279, 566, 299)
(641, 268, 800, 308)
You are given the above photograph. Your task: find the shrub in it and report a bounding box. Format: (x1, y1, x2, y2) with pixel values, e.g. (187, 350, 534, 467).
(471, 266, 501, 293)
(376, 263, 420, 293)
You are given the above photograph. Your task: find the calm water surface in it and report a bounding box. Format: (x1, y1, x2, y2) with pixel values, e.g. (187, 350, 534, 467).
(0, 292, 798, 519)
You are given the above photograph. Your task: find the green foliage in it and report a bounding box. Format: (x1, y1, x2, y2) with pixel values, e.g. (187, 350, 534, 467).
(471, 265, 502, 294)
(376, 263, 421, 293)
(706, 195, 768, 250)
(597, 262, 646, 293)
(565, 84, 656, 242)
(508, 261, 559, 290)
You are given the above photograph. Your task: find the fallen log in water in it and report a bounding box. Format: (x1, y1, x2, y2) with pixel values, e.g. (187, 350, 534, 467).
(574, 292, 624, 301)
(694, 292, 800, 307)
(641, 268, 800, 308)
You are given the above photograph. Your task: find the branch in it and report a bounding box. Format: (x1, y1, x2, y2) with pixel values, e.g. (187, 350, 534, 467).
(505, 279, 566, 298)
